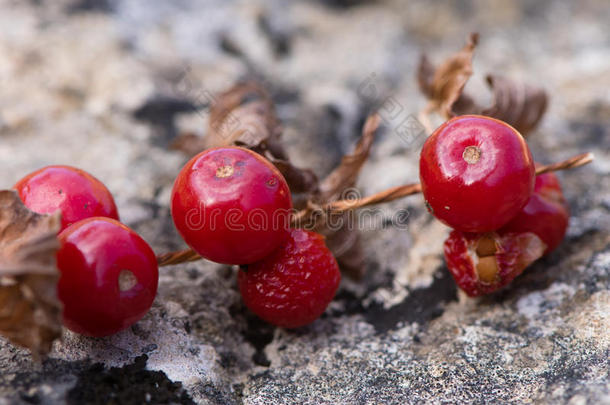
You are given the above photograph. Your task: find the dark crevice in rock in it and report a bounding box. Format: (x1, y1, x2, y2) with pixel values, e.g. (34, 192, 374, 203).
(270, 86, 301, 106)
(363, 268, 458, 333)
(218, 34, 245, 58)
(257, 13, 292, 57)
(66, 0, 113, 14)
(229, 303, 274, 368)
(320, 0, 372, 9)
(332, 289, 366, 316)
(66, 355, 195, 405)
(570, 120, 608, 146)
(132, 97, 201, 147)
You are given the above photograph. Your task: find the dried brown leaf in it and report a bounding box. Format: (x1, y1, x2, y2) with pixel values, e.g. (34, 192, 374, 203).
(309, 114, 380, 279)
(417, 33, 548, 135)
(416, 54, 435, 99)
(206, 81, 284, 155)
(0, 190, 62, 356)
(482, 74, 548, 135)
(320, 221, 366, 281)
(169, 132, 207, 156)
(268, 158, 319, 194)
(417, 33, 478, 119)
(318, 114, 380, 202)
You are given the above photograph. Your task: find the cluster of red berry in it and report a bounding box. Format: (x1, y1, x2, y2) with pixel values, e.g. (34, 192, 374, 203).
(419, 115, 569, 296)
(11, 113, 578, 337)
(171, 147, 341, 328)
(14, 166, 158, 337)
(13, 147, 341, 336)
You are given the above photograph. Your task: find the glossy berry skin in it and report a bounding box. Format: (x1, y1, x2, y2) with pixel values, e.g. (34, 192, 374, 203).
(444, 230, 545, 297)
(420, 115, 535, 233)
(14, 165, 119, 232)
(500, 172, 569, 255)
(57, 217, 158, 337)
(171, 147, 292, 265)
(238, 229, 341, 328)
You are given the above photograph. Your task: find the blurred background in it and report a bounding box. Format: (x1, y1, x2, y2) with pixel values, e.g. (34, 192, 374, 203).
(1, 1, 609, 404)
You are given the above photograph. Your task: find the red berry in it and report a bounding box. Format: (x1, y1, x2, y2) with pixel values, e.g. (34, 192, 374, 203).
(420, 115, 535, 233)
(57, 217, 158, 337)
(14, 165, 119, 232)
(443, 230, 545, 297)
(443, 172, 570, 296)
(500, 171, 569, 255)
(238, 229, 341, 328)
(171, 147, 292, 265)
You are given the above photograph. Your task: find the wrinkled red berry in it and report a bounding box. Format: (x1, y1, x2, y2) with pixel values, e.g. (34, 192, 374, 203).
(171, 147, 292, 265)
(443, 230, 545, 297)
(420, 115, 535, 233)
(238, 229, 341, 328)
(14, 165, 119, 232)
(57, 217, 158, 337)
(443, 171, 570, 297)
(500, 171, 569, 255)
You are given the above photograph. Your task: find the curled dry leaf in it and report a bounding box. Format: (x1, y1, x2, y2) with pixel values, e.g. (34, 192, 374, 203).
(269, 159, 319, 195)
(418, 33, 478, 119)
(169, 131, 207, 157)
(417, 33, 549, 136)
(298, 114, 381, 279)
(318, 114, 380, 202)
(0, 190, 62, 357)
(206, 81, 284, 154)
(481, 74, 549, 135)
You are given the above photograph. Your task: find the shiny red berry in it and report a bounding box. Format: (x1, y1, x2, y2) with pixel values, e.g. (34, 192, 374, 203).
(420, 115, 535, 233)
(500, 171, 569, 255)
(238, 229, 341, 328)
(14, 165, 119, 232)
(57, 217, 158, 337)
(443, 230, 545, 297)
(171, 147, 292, 265)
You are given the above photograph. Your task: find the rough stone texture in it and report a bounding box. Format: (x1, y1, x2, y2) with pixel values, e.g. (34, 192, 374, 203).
(1, 0, 609, 404)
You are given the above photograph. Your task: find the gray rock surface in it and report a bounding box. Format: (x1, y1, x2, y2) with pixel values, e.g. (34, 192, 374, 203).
(1, 0, 609, 403)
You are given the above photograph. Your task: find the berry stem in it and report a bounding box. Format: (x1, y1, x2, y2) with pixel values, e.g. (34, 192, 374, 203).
(289, 183, 422, 226)
(534, 152, 594, 176)
(157, 248, 202, 266)
(157, 152, 593, 266)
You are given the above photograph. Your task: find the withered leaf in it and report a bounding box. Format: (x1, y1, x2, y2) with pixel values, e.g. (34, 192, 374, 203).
(417, 33, 478, 119)
(318, 114, 380, 202)
(482, 74, 549, 135)
(312, 114, 380, 279)
(206, 81, 284, 155)
(0, 190, 62, 357)
(169, 131, 207, 157)
(267, 158, 319, 194)
(418, 33, 548, 136)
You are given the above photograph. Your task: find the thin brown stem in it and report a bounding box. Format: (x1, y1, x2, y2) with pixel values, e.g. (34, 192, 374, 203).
(534, 152, 594, 176)
(157, 152, 593, 266)
(157, 248, 202, 266)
